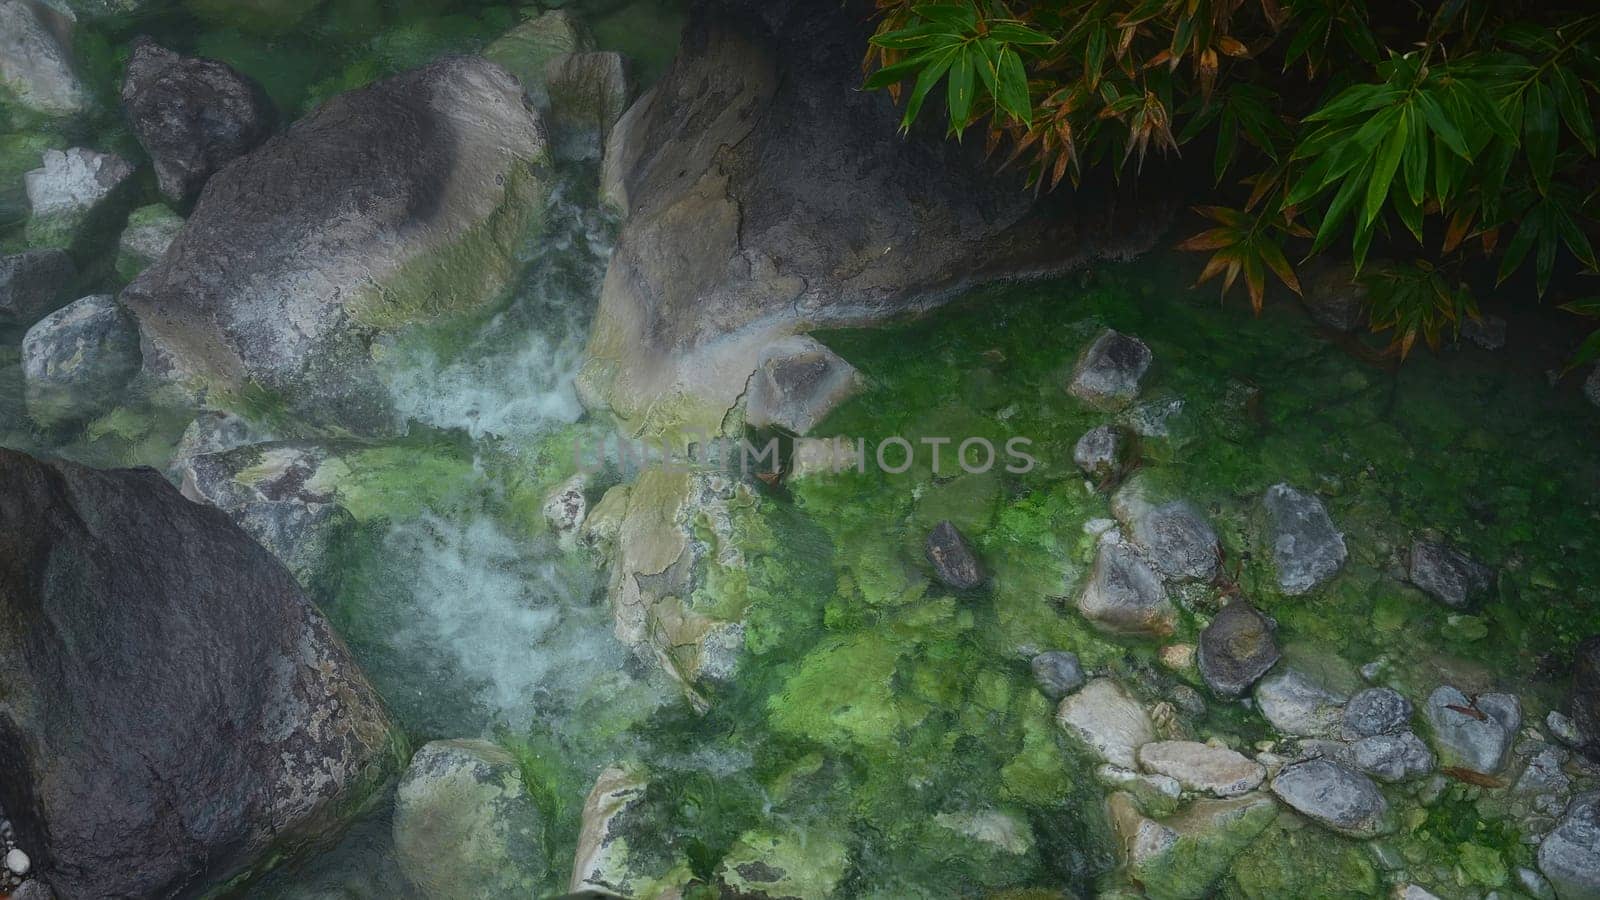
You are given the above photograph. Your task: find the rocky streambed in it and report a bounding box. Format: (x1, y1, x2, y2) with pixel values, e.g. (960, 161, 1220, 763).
(3, 0, 1600, 899)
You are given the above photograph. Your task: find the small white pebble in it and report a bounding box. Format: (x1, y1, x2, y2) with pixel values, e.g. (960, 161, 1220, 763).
(6, 848, 30, 876)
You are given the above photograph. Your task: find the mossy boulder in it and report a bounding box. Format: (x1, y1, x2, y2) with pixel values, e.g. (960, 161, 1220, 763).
(716, 828, 851, 899)
(483, 9, 595, 109)
(392, 739, 547, 900)
(122, 57, 548, 435)
(1107, 791, 1278, 900)
(114, 203, 182, 281)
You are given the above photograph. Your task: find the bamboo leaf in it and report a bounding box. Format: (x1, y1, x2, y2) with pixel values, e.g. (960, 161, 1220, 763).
(1363, 112, 1408, 229)
(948, 45, 976, 130)
(996, 45, 1032, 123)
(1524, 80, 1559, 195)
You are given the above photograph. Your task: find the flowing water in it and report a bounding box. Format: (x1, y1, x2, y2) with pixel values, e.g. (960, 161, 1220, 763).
(5, 2, 1600, 898)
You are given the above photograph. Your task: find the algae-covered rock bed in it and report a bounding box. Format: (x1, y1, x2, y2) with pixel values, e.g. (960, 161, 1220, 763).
(3, 0, 1600, 898)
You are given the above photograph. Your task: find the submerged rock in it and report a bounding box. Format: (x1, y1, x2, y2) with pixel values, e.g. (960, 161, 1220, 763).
(171, 409, 260, 463)
(1106, 790, 1278, 899)
(1077, 532, 1176, 637)
(1352, 732, 1435, 783)
(1056, 678, 1155, 769)
(1343, 687, 1414, 738)
(1572, 635, 1600, 762)
(123, 56, 547, 434)
(121, 39, 275, 203)
(1137, 741, 1265, 797)
(115, 203, 184, 280)
(925, 520, 985, 590)
(1586, 367, 1600, 409)
(1254, 668, 1345, 738)
(1124, 498, 1219, 582)
(743, 335, 862, 435)
(1424, 686, 1520, 776)
(1270, 758, 1389, 837)
(1262, 483, 1347, 595)
(24, 147, 134, 245)
(1198, 600, 1280, 698)
(392, 740, 546, 900)
(576, 0, 1171, 435)
(1408, 539, 1493, 608)
(1461, 314, 1507, 350)
(21, 294, 140, 427)
(177, 441, 352, 582)
(0, 249, 74, 326)
(1068, 329, 1152, 410)
(542, 473, 588, 537)
(0, 448, 402, 898)
(1538, 792, 1600, 900)
(717, 828, 851, 899)
(584, 471, 756, 697)
(571, 764, 691, 897)
(1073, 423, 1133, 483)
(0, 0, 88, 115)
(1301, 260, 1368, 332)
(544, 51, 632, 162)
(24, 147, 132, 217)
(1031, 650, 1086, 700)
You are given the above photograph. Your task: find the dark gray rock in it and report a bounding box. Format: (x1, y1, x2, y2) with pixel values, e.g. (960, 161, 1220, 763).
(1570, 635, 1600, 764)
(575, 0, 1174, 433)
(1408, 540, 1493, 608)
(1424, 686, 1520, 775)
(1352, 732, 1434, 783)
(0, 448, 402, 899)
(743, 335, 861, 435)
(926, 520, 984, 590)
(121, 39, 276, 203)
(1076, 532, 1174, 637)
(544, 50, 632, 162)
(1073, 423, 1132, 483)
(21, 294, 140, 427)
(1461, 314, 1507, 350)
(393, 740, 547, 900)
(177, 441, 352, 583)
(1587, 367, 1600, 409)
(1262, 483, 1347, 595)
(1539, 792, 1600, 900)
(122, 57, 547, 435)
(11, 879, 53, 900)
(1270, 758, 1389, 837)
(1068, 329, 1152, 410)
(1128, 499, 1219, 581)
(1343, 687, 1414, 738)
(1031, 651, 1085, 700)
(0, 249, 74, 327)
(1302, 260, 1367, 332)
(1198, 600, 1280, 697)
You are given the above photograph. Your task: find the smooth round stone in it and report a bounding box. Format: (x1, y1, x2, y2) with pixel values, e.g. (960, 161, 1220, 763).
(1030, 651, 1085, 700)
(6, 848, 30, 876)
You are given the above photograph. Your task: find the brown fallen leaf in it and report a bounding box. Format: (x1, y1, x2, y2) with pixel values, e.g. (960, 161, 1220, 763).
(1441, 767, 1504, 788)
(1445, 703, 1488, 721)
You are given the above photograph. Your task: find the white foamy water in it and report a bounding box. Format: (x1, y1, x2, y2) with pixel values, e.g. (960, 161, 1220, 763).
(380, 175, 615, 440)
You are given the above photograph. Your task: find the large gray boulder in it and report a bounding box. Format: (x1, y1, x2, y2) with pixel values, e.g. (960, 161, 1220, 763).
(392, 740, 547, 900)
(576, 0, 1172, 435)
(0, 249, 74, 327)
(0, 448, 403, 898)
(0, 0, 88, 115)
(121, 39, 276, 204)
(21, 294, 141, 427)
(1262, 483, 1347, 594)
(23, 147, 135, 246)
(1539, 792, 1600, 900)
(122, 56, 548, 435)
(1073, 423, 1132, 483)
